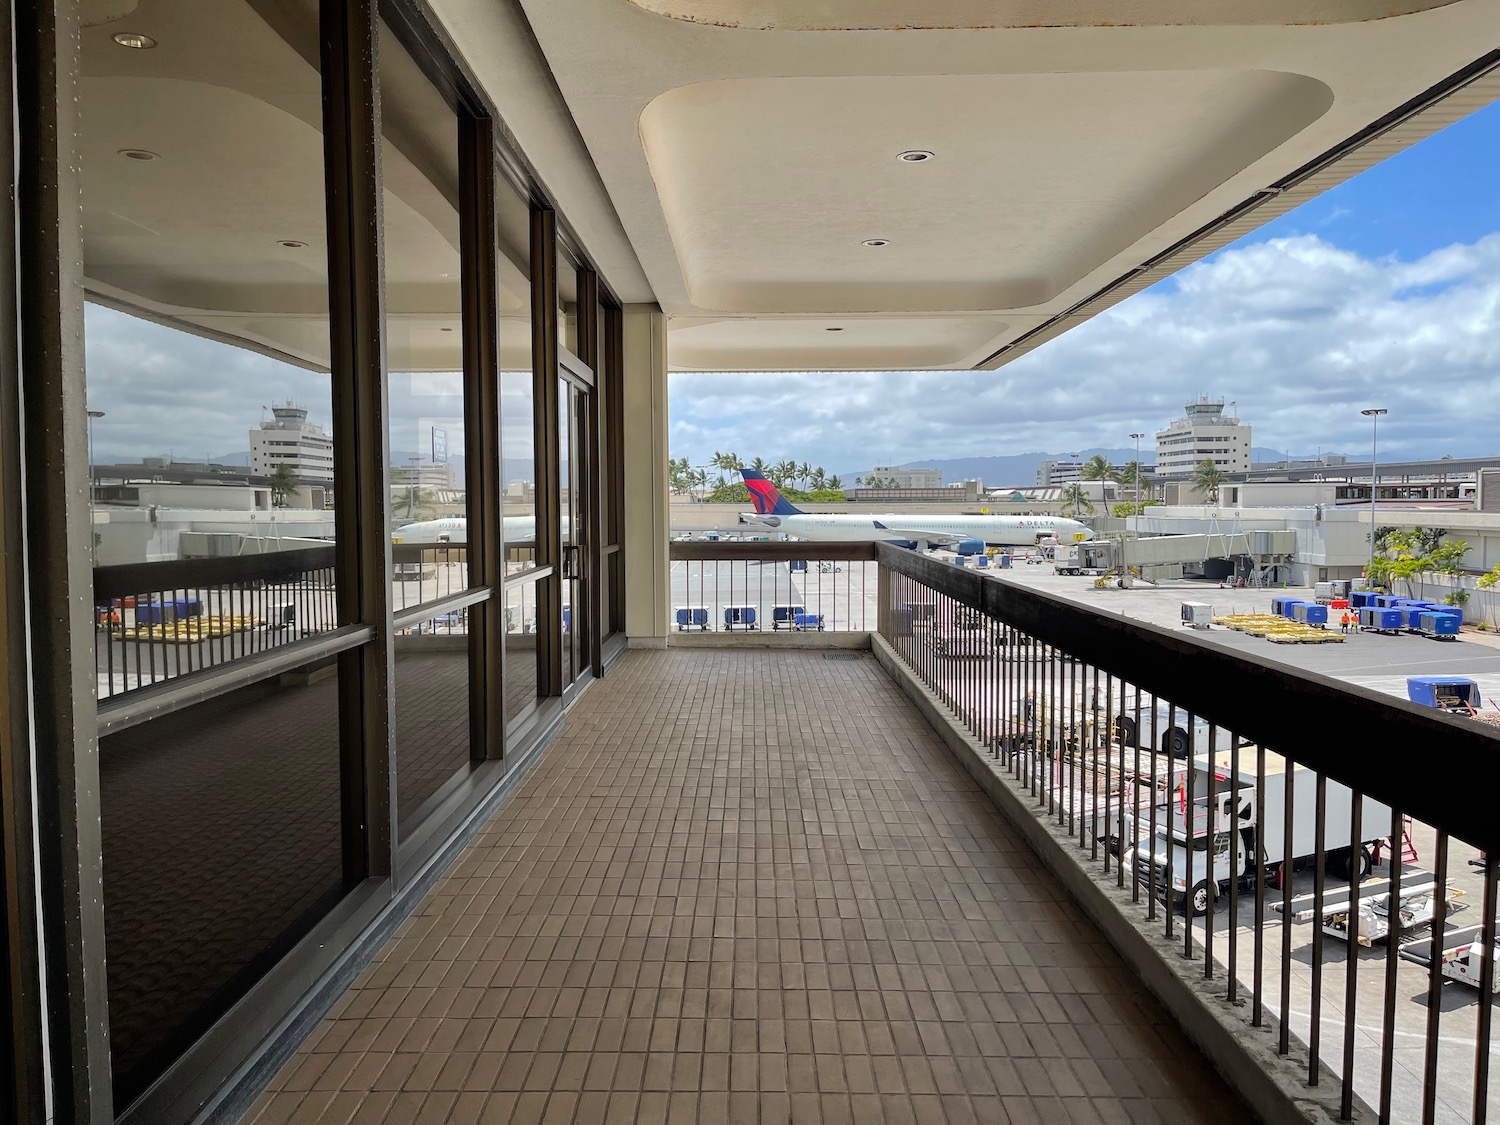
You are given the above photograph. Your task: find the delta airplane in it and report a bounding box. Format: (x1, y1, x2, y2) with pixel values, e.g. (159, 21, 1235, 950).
(739, 470, 1092, 551)
(391, 515, 536, 545)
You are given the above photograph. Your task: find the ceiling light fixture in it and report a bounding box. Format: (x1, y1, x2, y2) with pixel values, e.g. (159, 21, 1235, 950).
(112, 31, 158, 49)
(825, 327, 844, 332)
(896, 150, 934, 163)
(440, 327, 454, 333)
(117, 148, 159, 161)
(277, 239, 307, 249)
(861, 238, 889, 248)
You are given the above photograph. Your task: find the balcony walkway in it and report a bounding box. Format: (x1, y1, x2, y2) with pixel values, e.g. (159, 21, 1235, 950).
(242, 649, 1251, 1125)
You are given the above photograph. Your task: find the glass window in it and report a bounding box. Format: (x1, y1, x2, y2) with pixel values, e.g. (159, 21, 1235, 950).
(558, 244, 578, 358)
(380, 21, 474, 828)
(81, 0, 346, 1102)
(381, 20, 467, 607)
(101, 674, 345, 1106)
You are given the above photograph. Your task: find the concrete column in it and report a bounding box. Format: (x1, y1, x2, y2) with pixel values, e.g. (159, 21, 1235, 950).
(622, 304, 669, 645)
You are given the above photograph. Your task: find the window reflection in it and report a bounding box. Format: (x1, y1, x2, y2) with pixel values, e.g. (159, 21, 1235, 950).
(81, 0, 344, 1102)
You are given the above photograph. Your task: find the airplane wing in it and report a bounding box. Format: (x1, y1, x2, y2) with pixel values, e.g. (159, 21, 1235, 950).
(872, 520, 961, 545)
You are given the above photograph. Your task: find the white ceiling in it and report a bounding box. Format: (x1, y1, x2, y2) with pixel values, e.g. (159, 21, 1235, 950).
(436, 0, 1500, 371)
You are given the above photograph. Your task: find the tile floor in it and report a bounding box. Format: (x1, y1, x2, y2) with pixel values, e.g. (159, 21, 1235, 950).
(241, 648, 1252, 1124)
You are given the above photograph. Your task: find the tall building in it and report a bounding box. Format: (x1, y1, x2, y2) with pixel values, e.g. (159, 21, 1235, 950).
(1154, 398, 1252, 478)
(864, 464, 941, 488)
(1036, 458, 1084, 486)
(248, 403, 334, 484)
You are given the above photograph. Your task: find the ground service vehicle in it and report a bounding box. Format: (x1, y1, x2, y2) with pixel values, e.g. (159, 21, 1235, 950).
(1125, 749, 1392, 916)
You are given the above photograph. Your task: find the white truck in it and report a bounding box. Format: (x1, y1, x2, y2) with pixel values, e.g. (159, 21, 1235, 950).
(1123, 749, 1393, 916)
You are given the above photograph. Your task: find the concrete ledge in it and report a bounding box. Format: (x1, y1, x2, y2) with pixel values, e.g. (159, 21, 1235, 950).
(627, 635, 669, 649)
(871, 632, 1363, 1125)
(668, 631, 872, 650)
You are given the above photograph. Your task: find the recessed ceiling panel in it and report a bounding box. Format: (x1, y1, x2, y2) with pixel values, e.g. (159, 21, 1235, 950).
(667, 316, 1027, 370)
(623, 0, 1458, 30)
(641, 72, 1332, 315)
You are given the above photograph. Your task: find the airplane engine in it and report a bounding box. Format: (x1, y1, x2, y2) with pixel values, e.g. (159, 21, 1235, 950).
(955, 538, 986, 556)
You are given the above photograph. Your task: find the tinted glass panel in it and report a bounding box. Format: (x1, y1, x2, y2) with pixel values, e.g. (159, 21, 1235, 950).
(394, 612, 474, 826)
(504, 578, 540, 727)
(380, 20, 468, 608)
(101, 672, 345, 1105)
(381, 22, 474, 825)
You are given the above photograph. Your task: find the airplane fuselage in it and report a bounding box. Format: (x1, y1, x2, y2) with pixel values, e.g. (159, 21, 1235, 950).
(744, 512, 1092, 547)
(392, 516, 537, 544)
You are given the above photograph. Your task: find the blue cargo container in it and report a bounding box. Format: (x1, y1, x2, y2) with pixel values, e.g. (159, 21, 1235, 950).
(1373, 594, 1403, 609)
(1417, 611, 1461, 639)
(1270, 596, 1300, 618)
(1359, 606, 1404, 633)
(996, 554, 1012, 569)
(673, 606, 709, 631)
(788, 559, 808, 572)
(1350, 590, 1375, 609)
(1292, 603, 1328, 626)
(135, 597, 203, 625)
(723, 605, 758, 631)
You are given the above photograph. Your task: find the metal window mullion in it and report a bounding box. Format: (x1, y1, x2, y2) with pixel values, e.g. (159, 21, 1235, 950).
(531, 209, 561, 698)
(460, 115, 502, 761)
(322, 0, 393, 882)
(16, 0, 112, 1115)
(578, 269, 603, 679)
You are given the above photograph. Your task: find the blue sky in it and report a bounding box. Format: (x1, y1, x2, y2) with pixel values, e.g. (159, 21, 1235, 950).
(671, 100, 1500, 474)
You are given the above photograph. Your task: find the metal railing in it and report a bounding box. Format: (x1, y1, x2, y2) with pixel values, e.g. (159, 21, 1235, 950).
(668, 541, 878, 633)
(875, 542, 1500, 1125)
(94, 548, 338, 702)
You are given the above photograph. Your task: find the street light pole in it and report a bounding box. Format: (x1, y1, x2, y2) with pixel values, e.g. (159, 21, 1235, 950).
(1360, 408, 1387, 583)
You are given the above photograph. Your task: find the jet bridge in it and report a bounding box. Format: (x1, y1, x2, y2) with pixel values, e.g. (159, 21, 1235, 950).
(1062, 532, 1297, 584)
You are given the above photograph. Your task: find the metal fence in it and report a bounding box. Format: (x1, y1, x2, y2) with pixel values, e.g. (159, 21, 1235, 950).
(93, 547, 338, 702)
(667, 541, 878, 633)
(876, 542, 1500, 1125)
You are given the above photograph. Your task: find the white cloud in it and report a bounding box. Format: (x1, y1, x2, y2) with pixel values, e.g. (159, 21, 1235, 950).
(670, 232, 1500, 470)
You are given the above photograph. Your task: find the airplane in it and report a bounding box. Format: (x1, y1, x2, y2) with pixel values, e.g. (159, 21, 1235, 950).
(738, 469, 1093, 551)
(391, 515, 537, 545)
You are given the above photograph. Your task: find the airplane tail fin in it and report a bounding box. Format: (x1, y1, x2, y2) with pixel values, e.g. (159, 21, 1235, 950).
(740, 470, 803, 516)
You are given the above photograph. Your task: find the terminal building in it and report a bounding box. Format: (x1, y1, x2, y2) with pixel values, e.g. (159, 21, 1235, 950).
(2, 5, 1499, 1125)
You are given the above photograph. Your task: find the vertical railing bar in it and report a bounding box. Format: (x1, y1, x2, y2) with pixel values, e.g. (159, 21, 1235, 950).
(1341, 791, 1362, 1121)
(1228, 730, 1240, 1002)
(1420, 832, 1448, 1125)
(1309, 771, 1328, 1085)
(1254, 744, 1267, 1028)
(1147, 695, 1159, 923)
(1377, 804, 1402, 1125)
(1203, 724, 1215, 976)
(1279, 756, 1295, 1056)
(1164, 703, 1176, 941)
(1473, 853, 1498, 1125)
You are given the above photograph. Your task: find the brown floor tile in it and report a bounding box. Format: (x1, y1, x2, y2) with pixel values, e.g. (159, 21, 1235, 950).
(241, 651, 1253, 1125)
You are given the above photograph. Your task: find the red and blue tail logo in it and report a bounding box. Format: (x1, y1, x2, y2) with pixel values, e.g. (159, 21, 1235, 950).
(741, 470, 803, 516)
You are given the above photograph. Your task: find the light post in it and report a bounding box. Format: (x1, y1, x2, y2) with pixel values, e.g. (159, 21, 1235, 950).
(1129, 433, 1144, 532)
(1360, 408, 1387, 583)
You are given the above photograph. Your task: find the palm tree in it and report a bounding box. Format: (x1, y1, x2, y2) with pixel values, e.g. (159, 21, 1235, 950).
(773, 459, 797, 488)
(749, 456, 767, 475)
(1192, 459, 1228, 502)
(1060, 483, 1095, 518)
(798, 461, 813, 489)
(828, 475, 842, 490)
(269, 463, 299, 508)
(1081, 454, 1113, 481)
(668, 456, 693, 496)
(810, 467, 827, 490)
(392, 485, 433, 521)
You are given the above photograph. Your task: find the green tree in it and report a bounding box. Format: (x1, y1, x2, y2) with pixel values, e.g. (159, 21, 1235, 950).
(1115, 461, 1150, 494)
(828, 475, 842, 490)
(1081, 455, 1113, 481)
(269, 463, 299, 508)
(1060, 483, 1095, 518)
(392, 485, 432, 521)
(810, 467, 827, 490)
(1192, 459, 1228, 502)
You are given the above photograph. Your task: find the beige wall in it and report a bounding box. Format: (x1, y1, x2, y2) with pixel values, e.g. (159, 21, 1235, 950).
(622, 305, 670, 644)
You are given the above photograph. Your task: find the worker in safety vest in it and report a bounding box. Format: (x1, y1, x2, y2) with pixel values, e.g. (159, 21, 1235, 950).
(1339, 612, 1350, 634)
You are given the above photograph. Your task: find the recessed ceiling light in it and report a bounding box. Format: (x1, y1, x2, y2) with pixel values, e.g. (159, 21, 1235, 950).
(117, 148, 158, 161)
(896, 150, 934, 163)
(277, 239, 307, 249)
(112, 31, 158, 49)
(861, 238, 890, 248)
(825, 327, 844, 332)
